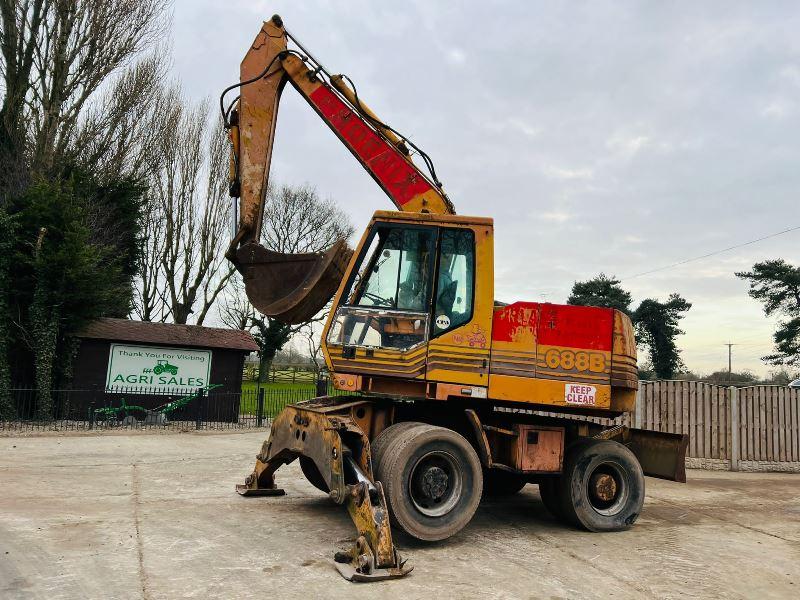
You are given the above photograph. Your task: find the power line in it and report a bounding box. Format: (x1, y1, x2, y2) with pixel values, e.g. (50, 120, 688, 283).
(622, 224, 800, 280)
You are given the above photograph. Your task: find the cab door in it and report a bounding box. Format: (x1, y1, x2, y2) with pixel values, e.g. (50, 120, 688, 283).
(426, 225, 494, 389)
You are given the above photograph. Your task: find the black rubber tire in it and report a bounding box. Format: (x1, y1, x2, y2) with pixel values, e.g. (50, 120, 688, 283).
(538, 477, 566, 521)
(558, 439, 645, 532)
(370, 421, 422, 474)
(299, 456, 329, 493)
(377, 423, 483, 541)
(483, 469, 527, 496)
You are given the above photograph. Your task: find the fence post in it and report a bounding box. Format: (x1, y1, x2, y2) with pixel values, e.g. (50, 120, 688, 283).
(256, 387, 265, 428)
(634, 384, 643, 429)
(316, 373, 327, 397)
(88, 400, 96, 430)
(729, 386, 739, 472)
(195, 387, 205, 430)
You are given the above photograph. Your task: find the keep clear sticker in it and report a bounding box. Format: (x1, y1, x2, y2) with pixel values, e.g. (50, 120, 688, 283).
(565, 383, 597, 406)
(435, 314, 451, 329)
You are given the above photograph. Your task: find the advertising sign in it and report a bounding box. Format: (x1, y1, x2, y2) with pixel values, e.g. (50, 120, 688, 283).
(106, 344, 212, 392)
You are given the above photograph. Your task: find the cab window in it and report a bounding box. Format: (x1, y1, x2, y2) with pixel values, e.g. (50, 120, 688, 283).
(329, 225, 435, 351)
(350, 226, 435, 311)
(433, 228, 474, 334)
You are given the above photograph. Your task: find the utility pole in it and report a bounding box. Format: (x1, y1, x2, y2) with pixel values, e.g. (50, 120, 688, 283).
(724, 343, 736, 382)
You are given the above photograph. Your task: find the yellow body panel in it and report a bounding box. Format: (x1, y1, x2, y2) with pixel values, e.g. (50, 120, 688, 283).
(488, 375, 612, 410)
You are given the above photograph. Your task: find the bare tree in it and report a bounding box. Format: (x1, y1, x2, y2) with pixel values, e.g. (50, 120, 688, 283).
(131, 192, 166, 321)
(219, 183, 354, 381)
(0, 0, 170, 189)
(72, 49, 167, 182)
(300, 320, 326, 369)
(219, 273, 254, 331)
(134, 86, 234, 324)
(28, 0, 170, 174)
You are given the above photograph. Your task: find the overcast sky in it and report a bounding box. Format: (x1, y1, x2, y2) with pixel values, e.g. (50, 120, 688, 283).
(172, 1, 800, 376)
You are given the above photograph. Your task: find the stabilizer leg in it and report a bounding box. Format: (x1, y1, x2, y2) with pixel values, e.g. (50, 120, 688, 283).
(234, 401, 412, 581)
(333, 455, 412, 581)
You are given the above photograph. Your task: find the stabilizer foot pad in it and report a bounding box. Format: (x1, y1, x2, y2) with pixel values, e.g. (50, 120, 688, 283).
(236, 484, 286, 497)
(334, 559, 413, 582)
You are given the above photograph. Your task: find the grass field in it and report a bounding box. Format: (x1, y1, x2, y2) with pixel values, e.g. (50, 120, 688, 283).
(241, 381, 316, 393)
(239, 381, 318, 418)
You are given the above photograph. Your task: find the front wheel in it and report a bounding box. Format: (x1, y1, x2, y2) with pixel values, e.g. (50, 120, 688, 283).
(375, 423, 483, 541)
(558, 439, 645, 532)
(299, 456, 329, 493)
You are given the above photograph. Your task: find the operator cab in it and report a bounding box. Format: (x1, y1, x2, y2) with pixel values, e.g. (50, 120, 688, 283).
(327, 219, 476, 353)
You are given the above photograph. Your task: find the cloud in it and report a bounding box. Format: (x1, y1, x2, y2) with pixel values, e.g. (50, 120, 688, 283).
(621, 235, 644, 244)
(538, 211, 572, 223)
(760, 98, 794, 119)
(174, 1, 800, 375)
(446, 47, 466, 65)
(541, 165, 594, 180)
(606, 134, 650, 159)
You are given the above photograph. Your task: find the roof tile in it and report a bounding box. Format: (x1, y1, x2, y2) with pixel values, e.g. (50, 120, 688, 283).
(78, 318, 259, 352)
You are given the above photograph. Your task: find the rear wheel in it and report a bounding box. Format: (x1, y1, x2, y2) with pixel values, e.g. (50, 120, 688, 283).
(538, 477, 566, 521)
(375, 423, 483, 541)
(558, 439, 645, 532)
(483, 469, 527, 496)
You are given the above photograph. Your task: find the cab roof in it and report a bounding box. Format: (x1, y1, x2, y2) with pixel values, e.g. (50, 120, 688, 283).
(371, 210, 493, 227)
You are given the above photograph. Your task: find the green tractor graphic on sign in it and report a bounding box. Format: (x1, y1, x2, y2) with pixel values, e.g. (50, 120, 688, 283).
(152, 359, 178, 376)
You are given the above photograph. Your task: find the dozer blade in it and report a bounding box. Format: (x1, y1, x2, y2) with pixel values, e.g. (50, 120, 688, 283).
(234, 239, 352, 324)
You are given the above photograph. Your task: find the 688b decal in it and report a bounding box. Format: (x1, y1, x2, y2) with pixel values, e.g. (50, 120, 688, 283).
(543, 348, 607, 373)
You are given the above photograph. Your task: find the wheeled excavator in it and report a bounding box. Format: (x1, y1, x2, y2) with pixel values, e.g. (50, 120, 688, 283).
(221, 15, 688, 581)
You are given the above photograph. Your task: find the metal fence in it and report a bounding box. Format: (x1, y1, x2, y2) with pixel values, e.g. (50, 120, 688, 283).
(0, 380, 332, 431)
(5, 380, 799, 469)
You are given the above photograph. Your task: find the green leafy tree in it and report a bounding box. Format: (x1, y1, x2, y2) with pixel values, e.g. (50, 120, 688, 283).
(7, 173, 145, 416)
(0, 0, 167, 415)
(567, 273, 633, 314)
(569, 275, 691, 379)
(736, 260, 800, 367)
(0, 208, 15, 418)
(633, 294, 692, 379)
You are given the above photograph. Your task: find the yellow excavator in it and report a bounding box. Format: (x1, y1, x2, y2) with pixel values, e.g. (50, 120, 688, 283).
(222, 15, 688, 582)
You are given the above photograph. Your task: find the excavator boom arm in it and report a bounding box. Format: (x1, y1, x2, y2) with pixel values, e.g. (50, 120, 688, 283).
(222, 16, 453, 325)
(226, 15, 453, 250)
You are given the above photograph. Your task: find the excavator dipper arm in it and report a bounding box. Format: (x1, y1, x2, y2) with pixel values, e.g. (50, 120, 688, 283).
(223, 14, 454, 324)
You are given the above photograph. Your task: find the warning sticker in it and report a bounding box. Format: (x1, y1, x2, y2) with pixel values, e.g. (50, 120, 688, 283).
(565, 384, 597, 406)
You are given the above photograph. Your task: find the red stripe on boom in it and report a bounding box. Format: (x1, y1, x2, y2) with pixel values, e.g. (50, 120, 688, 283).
(309, 85, 432, 207)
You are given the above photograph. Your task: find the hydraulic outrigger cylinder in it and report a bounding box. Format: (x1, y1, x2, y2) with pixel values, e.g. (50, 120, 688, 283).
(236, 398, 412, 581)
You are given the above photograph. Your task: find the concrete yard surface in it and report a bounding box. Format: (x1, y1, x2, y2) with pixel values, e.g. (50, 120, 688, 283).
(1, 431, 798, 599)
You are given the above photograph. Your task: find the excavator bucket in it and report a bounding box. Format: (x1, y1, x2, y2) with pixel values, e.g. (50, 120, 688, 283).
(233, 239, 353, 324)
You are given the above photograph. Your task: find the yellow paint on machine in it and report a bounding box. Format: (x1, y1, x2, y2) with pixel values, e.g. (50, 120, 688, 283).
(488, 374, 612, 409)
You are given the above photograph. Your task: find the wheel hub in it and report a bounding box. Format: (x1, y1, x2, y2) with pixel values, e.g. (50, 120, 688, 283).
(420, 466, 449, 499)
(408, 450, 463, 517)
(590, 472, 617, 503)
